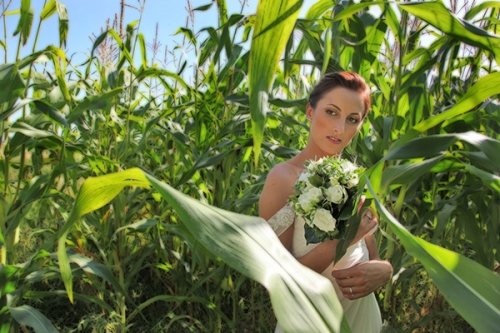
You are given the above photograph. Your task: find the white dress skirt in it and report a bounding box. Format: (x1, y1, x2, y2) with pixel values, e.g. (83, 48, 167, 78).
(268, 205, 382, 333)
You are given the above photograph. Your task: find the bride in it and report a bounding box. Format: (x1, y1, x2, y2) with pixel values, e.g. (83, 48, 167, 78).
(259, 72, 393, 333)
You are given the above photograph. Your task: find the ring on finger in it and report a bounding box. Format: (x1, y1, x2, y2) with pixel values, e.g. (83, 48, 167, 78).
(349, 287, 354, 296)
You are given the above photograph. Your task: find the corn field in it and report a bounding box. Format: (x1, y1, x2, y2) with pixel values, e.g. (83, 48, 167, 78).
(0, 0, 499, 332)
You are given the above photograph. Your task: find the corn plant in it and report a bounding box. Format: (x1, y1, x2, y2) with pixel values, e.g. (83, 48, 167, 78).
(1, 0, 499, 332)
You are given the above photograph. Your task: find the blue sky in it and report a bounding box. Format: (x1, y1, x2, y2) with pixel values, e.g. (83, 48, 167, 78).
(1, 0, 317, 66)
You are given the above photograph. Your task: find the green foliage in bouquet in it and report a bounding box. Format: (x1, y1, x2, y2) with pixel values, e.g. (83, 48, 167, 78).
(288, 156, 365, 244)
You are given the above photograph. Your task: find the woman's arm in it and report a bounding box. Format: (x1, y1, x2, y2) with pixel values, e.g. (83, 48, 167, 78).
(259, 163, 298, 250)
(332, 233, 393, 300)
(260, 165, 380, 275)
(259, 163, 340, 273)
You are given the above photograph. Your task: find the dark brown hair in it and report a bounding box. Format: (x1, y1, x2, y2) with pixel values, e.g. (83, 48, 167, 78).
(308, 72, 371, 116)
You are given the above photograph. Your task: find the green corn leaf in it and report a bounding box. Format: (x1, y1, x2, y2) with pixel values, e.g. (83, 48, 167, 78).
(63, 168, 353, 331)
(384, 136, 457, 160)
(13, 0, 33, 46)
(198, 27, 218, 66)
(9, 305, 58, 333)
(248, 0, 303, 164)
(365, 19, 388, 63)
(321, 27, 331, 75)
(194, 3, 213, 11)
(40, 0, 56, 20)
(57, 169, 150, 303)
(135, 68, 188, 90)
(112, 218, 158, 238)
(66, 250, 131, 300)
(463, 164, 500, 193)
(383, 2, 403, 44)
(465, 1, 500, 20)
(381, 155, 444, 190)
(146, 172, 352, 333)
(392, 72, 500, 149)
(456, 208, 492, 268)
(175, 27, 197, 47)
(9, 122, 54, 138)
(368, 178, 500, 333)
(24, 290, 115, 314)
(32, 99, 68, 127)
(0, 265, 19, 297)
(384, 131, 500, 166)
(462, 151, 500, 173)
(90, 29, 110, 58)
(332, 1, 386, 22)
(305, 0, 334, 20)
(47, 47, 70, 104)
(90, 29, 133, 68)
(218, 44, 243, 82)
(398, 1, 500, 62)
(174, 150, 232, 187)
(138, 33, 147, 68)
(124, 20, 138, 53)
(455, 131, 500, 166)
(67, 88, 123, 123)
(225, 92, 307, 109)
(213, 23, 231, 71)
(17, 49, 47, 69)
(55, 1, 68, 48)
(129, 295, 232, 324)
(0, 63, 25, 113)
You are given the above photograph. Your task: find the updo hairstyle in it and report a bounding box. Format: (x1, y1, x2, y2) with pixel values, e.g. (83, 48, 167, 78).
(308, 72, 371, 116)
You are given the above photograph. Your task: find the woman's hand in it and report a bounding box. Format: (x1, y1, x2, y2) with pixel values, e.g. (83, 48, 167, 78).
(331, 260, 393, 300)
(332, 207, 392, 300)
(352, 208, 378, 244)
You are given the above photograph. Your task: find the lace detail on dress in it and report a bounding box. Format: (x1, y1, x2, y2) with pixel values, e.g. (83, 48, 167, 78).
(267, 205, 295, 236)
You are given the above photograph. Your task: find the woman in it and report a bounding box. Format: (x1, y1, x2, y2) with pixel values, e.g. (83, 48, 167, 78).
(259, 72, 393, 333)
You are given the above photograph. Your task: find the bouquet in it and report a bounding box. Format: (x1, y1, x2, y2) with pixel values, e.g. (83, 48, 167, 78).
(288, 156, 363, 244)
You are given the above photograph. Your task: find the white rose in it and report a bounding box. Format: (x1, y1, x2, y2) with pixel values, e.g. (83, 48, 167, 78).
(341, 161, 356, 173)
(312, 208, 336, 232)
(298, 172, 312, 184)
(298, 187, 322, 212)
(306, 158, 323, 171)
(325, 184, 345, 204)
(346, 173, 359, 189)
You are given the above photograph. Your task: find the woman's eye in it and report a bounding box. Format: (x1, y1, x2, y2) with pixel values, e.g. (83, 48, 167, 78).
(326, 109, 336, 115)
(348, 117, 359, 124)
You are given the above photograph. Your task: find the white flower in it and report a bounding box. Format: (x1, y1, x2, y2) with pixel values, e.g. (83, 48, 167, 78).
(325, 184, 345, 204)
(329, 177, 339, 186)
(346, 173, 359, 189)
(341, 160, 356, 173)
(312, 208, 336, 232)
(306, 158, 323, 171)
(298, 187, 322, 212)
(298, 172, 312, 184)
(306, 161, 317, 171)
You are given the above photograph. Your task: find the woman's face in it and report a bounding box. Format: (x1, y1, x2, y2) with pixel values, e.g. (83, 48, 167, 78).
(306, 87, 365, 157)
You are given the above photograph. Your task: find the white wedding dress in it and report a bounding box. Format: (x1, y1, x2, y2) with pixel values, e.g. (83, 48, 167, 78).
(267, 205, 382, 333)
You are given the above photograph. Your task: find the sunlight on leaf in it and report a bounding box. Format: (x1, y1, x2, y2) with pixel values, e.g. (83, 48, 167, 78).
(249, 0, 303, 164)
(367, 178, 500, 332)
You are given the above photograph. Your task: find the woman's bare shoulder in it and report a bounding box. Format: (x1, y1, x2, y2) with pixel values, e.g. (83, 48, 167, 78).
(259, 162, 303, 220)
(267, 161, 303, 183)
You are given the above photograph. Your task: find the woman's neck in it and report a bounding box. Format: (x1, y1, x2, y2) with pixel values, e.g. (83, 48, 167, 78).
(289, 146, 341, 169)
